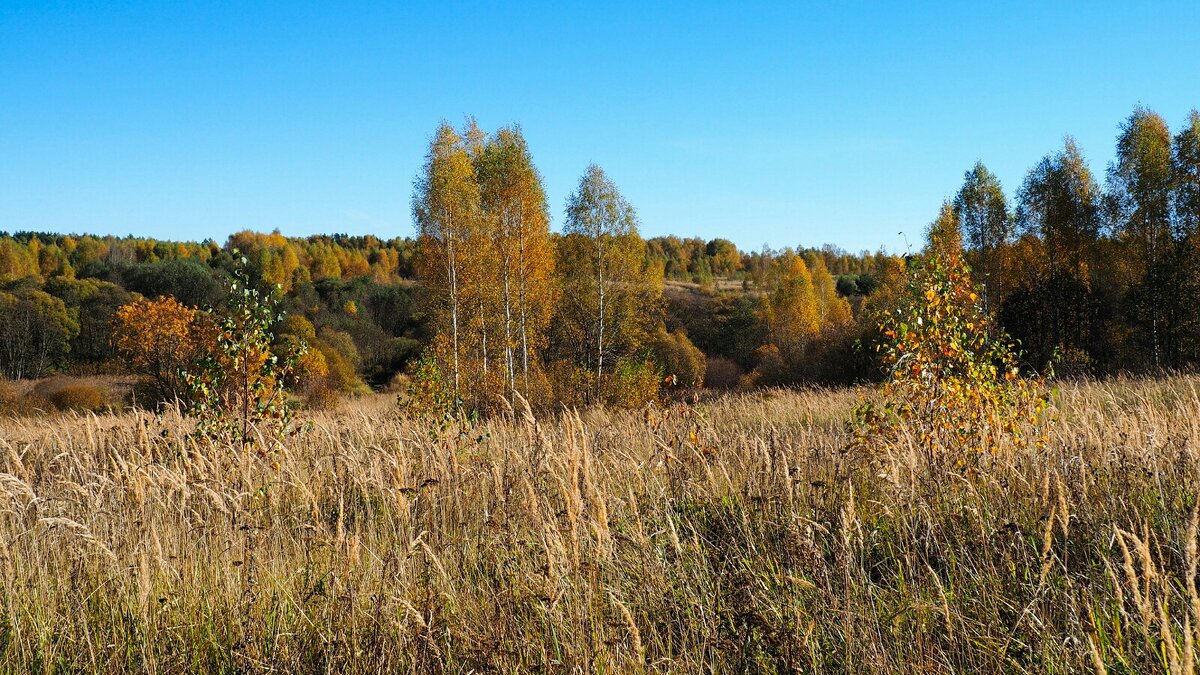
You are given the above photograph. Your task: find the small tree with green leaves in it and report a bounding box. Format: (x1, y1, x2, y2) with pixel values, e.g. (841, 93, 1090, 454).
(403, 340, 459, 415)
(185, 256, 303, 455)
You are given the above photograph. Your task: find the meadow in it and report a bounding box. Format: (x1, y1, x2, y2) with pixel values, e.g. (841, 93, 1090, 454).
(1, 376, 1198, 673)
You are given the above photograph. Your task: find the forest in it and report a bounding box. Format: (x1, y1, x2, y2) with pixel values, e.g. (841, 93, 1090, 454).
(1, 106, 1198, 413)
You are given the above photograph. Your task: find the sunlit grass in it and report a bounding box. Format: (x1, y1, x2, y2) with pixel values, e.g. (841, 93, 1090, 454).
(1, 377, 1198, 672)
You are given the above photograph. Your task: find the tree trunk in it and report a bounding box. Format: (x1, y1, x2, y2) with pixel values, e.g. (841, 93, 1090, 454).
(445, 207, 461, 402)
(595, 231, 605, 403)
(517, 202, 530, 398)
(501, 209, 516, 405)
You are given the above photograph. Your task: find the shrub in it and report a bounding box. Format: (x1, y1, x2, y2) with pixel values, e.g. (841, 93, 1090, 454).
(303, 384, 342, 410)
(385, 371, 410, 394)
(703, 356, 743, 389)
(50, 384, 108, 412)
(0, 380, 16, 412)
(854, 246, 1051, 459)
(14, 393, 54, 416)
(602, 359, 661, 408)
(649, 326, 707, 389)
(402, 345, 456, 415)
(741, 344, 784, 388)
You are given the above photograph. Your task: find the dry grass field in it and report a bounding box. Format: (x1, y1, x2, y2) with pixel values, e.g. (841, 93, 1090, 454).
(1, 377, 1200, 673)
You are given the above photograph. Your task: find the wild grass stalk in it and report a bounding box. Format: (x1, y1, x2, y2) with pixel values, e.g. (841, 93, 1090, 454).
(0, 377, 1197, 672)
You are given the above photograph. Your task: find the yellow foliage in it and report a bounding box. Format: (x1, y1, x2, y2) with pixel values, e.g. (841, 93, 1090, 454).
(50, 384, 108, 411)
(295, 346, 328, 383)
(763, 253, 820, 364)
(601, 359, 661, 409)
(855, 246, 1052, 459)
(650, 326, 707, 389)
(114, 296, 212, 401)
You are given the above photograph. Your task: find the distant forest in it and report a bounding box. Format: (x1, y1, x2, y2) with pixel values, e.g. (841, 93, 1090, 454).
(0, 227, 885, 390)
(1, 106, 1198, 407)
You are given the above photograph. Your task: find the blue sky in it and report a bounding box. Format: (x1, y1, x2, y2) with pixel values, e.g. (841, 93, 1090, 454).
(2, 2, 1198, 253)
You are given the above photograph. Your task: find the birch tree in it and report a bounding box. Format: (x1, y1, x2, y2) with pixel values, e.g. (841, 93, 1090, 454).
(476, 125, 556, 405)
(762, 252, 821, 363)
(1107, 107, 1173, 367)
(561, 165, 654, 401)
(954, 162, 1010, 314)
(413, 122, 479, 403)
(1171, 111, 1200, 361)
(1016, 137, 1101, 367)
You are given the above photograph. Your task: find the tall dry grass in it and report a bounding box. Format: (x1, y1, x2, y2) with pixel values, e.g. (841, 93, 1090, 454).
(0, 377, 1198, 672)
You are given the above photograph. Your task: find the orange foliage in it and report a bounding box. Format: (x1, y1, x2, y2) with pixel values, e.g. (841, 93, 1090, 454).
(114, 296, 212, 401)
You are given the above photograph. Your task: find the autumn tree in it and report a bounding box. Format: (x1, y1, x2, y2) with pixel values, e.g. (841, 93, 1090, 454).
(762, 252, 820, 364)
(456, 118, 500, 409)
(559, 164, 661, 402)
(927, 202, 964, 260)
(114, 296, 211, 401)
(806, 253, 852, 329)
(0, 239, 38, 282)
(413, 122, 480, 404)
(855, 226, 1049, 460)
(744, 249, 856, 385)
(228, 230, 302, 292)
(954, 162, 1010, 314)
(1014, 137, 1102, 371)
(706, 238, 742, 276)
(1173, 111, 1200, 360)
(184, 263, 302, 453)
(1107, 106, 1174, 367)
(475, 125, 557, 406)
(1177, 111, 1200, 235)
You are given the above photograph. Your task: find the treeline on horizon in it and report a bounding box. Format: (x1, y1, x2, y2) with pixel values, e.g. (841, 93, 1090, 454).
(1, 105, 1199, 409)
(0, 224, 882, 395)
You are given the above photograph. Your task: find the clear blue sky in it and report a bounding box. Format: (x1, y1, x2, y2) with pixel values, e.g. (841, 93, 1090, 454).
(2, 2, 1198, 254)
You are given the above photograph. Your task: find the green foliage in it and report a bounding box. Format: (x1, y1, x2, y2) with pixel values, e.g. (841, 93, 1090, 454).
(646, 237, 747, 282)
(9, 107, 1200, 396)
(0, 231, 419, 387)
(403, 344, 458, 416)
(954, 161, 1011, 314)
(184, 256, 303, 454)
(1108, 107, 1175, 367)
(602, 358, 661, 408)
(46, 277, 134, 365)
(557, 164, 664, 405)
(0, 286, 79, 379)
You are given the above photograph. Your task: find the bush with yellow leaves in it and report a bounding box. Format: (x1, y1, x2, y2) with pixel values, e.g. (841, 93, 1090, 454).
(854, 246, 1051, 459)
